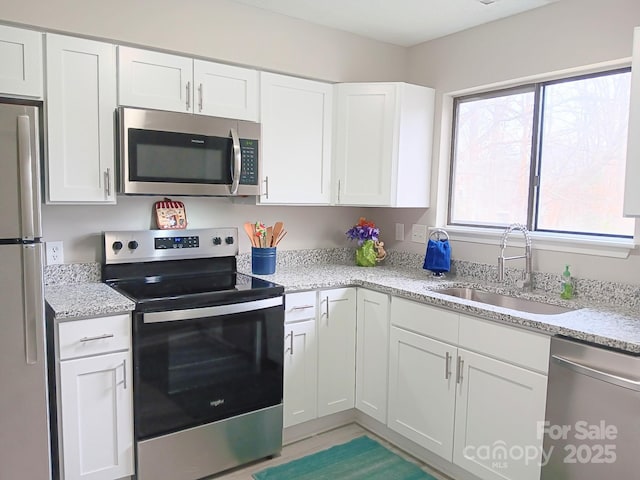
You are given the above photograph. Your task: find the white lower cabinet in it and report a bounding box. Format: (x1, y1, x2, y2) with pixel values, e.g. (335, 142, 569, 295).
(355, 288, 389, 423)
(386, 297, 549, 480)
(60, 352, 133, 480)
(452, 349, 548, 480)
(283, 288, 357, 427)
(55, 314, 133, 480)
(317, 288, 357, 416)
(283, 291, 317, 428)
(388, 326, 457, 459)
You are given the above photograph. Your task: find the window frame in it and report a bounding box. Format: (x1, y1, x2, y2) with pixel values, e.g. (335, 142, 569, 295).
(447, 67, 633, 240)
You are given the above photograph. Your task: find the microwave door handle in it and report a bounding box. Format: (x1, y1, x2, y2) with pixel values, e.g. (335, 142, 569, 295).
(230, 127, 241, 195)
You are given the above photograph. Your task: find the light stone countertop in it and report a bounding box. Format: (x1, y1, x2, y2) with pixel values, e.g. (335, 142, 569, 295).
(45, 282, 135, 320)
(44, 258, 640, 353)
(239, 263, 640, 354)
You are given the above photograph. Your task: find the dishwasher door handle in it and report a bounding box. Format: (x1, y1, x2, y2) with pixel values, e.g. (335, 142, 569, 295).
(551, 354, 640, 392)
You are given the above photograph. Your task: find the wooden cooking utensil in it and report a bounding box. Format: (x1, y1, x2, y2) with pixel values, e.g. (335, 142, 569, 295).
(266, 226, 273, 247)
(272, 222, 284, 245)
(243, 222, 256, 247)
(274, 230, 287, 246)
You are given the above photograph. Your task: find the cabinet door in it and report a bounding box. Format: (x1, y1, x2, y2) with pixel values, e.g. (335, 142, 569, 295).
(624, 26, 640, 215)
(317, 288, 356, 416)
(0, 25, 42, 98)
(453, 349, 547, 480)
(60, 351, 133, 480)
(334, 83, 396, 206)
(194, 60, 258, 120)
(118, 46, 193, 112)
(355, 289, 389, 423)
(283, 319, 317, 428)
(260, 72, 332, 204)
(387, 326, 456, 460)
(45, 34, 116, 203)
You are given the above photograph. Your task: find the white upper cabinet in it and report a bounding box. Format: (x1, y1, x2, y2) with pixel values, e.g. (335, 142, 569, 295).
(0, 25, 43, 98)
(45, 34, 117, 204)
(260, 72, 332, 204)
(333, 82, 435, 207)
(118, 46, 259, 121)
(194, 60, 258, 120)
(624, 26, 640, 216)
(118, 47, 192, 113)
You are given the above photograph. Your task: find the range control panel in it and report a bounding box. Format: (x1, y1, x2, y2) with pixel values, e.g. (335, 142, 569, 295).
(104, 228, 238, 264)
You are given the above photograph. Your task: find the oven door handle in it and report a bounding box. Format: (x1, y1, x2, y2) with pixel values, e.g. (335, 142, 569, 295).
(142, 296, 283, 323)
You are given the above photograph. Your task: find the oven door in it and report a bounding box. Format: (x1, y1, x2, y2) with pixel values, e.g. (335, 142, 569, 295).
(133, 296, 283, 441)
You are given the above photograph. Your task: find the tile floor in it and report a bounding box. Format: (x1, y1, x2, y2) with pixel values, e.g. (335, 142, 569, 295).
(210, 423, 452, 479)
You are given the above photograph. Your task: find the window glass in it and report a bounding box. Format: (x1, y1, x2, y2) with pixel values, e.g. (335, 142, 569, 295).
(536, 72, 634, 237)
(449, 68, 634, 238)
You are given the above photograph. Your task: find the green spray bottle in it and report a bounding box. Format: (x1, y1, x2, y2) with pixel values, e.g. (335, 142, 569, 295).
(560, 265, 573, 300)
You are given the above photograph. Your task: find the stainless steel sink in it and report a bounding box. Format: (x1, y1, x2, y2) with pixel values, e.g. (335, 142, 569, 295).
(436, 287, 574, 315)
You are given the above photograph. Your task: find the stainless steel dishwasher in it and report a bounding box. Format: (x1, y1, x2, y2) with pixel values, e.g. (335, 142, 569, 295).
(542, 336, 640, 479)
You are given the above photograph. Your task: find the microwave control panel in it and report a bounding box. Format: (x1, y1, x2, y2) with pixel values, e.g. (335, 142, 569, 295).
(239, 139, 259, 185)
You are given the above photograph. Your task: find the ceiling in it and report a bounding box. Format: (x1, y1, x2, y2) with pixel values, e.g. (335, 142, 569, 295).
(230, 0, 559, 47)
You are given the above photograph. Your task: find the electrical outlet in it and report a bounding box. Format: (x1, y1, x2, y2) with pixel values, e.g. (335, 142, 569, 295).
(395, 223, 405, 241)
(46, 241, 64, 265)
(411, 224, 428, 244)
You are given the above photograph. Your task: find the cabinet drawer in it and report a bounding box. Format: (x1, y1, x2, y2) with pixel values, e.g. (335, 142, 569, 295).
(458, 315, 550, 373)
(59, 314, 131, 360)
(285, 291, 317, 323)
(390, 297, 458, 344)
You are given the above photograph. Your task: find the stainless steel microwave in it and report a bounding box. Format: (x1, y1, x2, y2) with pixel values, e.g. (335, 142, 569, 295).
(118, 107, 261, 196)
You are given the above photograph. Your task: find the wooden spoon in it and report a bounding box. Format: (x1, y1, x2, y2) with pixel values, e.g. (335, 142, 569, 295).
(266, 226, 273, 247)
(243, 222, 256, 247)
(274, 230, 287, 246)
(272, 222, 284, 246)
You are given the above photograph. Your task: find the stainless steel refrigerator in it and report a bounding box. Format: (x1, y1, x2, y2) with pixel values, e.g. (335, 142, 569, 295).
(0, 99, 51, 479)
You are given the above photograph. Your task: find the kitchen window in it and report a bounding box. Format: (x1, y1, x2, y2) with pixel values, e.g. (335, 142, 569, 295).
(449, 68, 634, 239)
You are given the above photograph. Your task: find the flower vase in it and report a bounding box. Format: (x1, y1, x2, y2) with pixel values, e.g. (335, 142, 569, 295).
(355, 239, 377, 267)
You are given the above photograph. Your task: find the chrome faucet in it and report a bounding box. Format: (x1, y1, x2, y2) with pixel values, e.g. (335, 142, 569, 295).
(497, 223, 532, 291)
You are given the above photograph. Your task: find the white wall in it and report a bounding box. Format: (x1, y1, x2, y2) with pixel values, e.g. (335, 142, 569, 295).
(0, 0, 406, 82)
(373, 0, 640, 284)
(0, 0, 407, 263)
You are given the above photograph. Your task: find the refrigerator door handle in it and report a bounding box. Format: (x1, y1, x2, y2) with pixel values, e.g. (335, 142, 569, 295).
(17, 115, 40, 240)
(22, 244, 44, 365)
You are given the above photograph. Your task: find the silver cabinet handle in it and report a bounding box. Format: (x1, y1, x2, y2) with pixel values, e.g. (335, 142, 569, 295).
(198, 83, 203, 112)
(456, 356, 464, 384)
(337, 179, 341, 204)
(291, 305, 315, 311)
(80, 333, 115, 342)
(186, 81, 191, 111)
(17, 115, 38, 240)
(285, 330, 294, 355)
(445, 352, 451, 380)
(552, 354, 640, 392)
(117, 359, 128, 390)
(325, 296, 330, 323)
(104, 168, 111, 197)
(229, 127, 241, 195)
(263, 176, 269, 199)
(22, 244, 44, 365)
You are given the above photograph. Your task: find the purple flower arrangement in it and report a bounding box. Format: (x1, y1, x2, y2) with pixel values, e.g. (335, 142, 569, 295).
(346, 217, 380, 246)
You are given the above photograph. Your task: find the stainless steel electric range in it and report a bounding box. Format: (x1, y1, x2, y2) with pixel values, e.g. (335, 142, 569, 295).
(102, 228, 284, 480)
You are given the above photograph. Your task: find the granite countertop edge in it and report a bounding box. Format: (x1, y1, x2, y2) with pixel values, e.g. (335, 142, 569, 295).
(45, 263, 640, 354)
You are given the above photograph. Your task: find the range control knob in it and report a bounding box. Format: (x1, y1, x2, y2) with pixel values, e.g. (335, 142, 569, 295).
(112, 241, 123, 251)
(128, 240, 139, 250)
(225, 236, 234, 245)
(213, 237, 222, 245)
